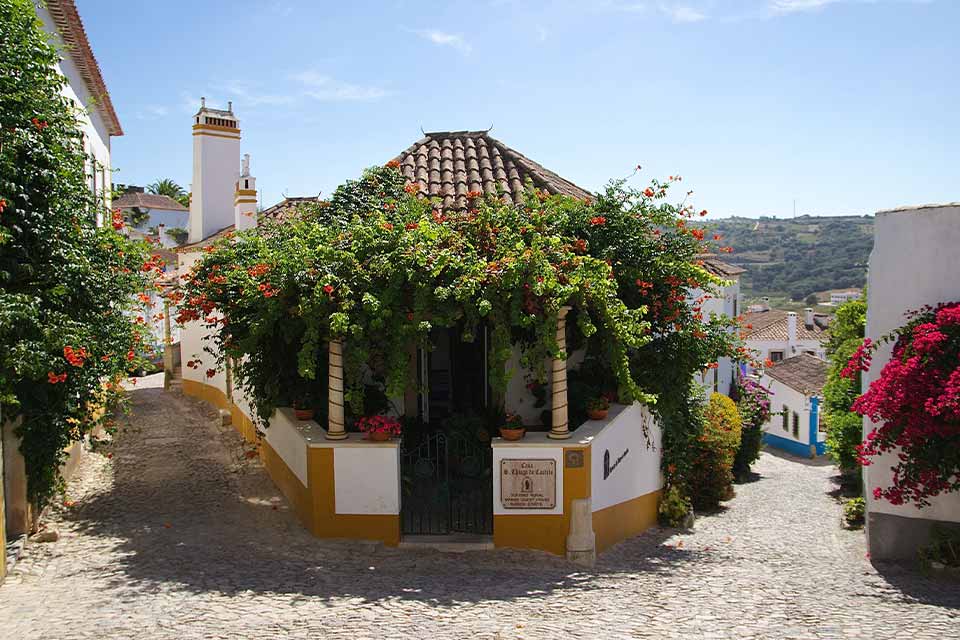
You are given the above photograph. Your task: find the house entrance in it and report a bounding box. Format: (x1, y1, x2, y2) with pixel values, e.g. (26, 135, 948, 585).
(400, 327, 493, 536)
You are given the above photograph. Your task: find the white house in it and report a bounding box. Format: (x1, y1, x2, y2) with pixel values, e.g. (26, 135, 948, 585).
(693, 256, 745, 396)
(829, 290, 861, 305)
(743, 307, 828, 369)
(758, 354, 827, 458)
(173, 114, 666, 561)
(4, 0, 122, 547)
(113, 188, 190, 247)
(863, 203, 960, 561)
(35, 0, 123, 225)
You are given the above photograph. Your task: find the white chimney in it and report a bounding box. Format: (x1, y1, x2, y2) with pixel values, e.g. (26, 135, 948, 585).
(189, 100, 241, 243)
(157, 223, 166, 248)
(786, 311, 798, 355)
(761, 296, 770, 311)
(804, 307, 814, 329)
(234, 153, 257, 232)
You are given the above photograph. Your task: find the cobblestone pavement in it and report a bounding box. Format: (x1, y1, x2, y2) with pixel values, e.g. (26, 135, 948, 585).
(1, 375, 958, 639)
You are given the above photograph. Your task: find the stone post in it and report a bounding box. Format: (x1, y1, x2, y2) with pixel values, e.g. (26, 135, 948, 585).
(548, 307, 572, 440)
(326, 339, 347, 440)
(566, 497, 596, 566)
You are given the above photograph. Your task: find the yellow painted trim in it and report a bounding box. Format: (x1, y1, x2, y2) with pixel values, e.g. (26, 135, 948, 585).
(308, 448, 400, 546)
(234, 189, 257, 197)
(261, 440, 314, 531)
(193, 123, 240, 134)
(592, 489, 662, 553)
(234, 200, 257, 206)
(493, 447, 591, 556)
(193, 131, 241, 140)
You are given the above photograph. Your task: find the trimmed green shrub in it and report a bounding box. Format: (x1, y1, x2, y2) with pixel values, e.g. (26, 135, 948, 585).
(689, 393, 743, 510)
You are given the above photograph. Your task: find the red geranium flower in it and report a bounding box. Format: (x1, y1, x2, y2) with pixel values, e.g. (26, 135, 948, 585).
(48, 371, 67, 384)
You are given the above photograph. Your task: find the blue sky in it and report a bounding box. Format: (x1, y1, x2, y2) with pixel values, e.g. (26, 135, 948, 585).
(82, 0, 958, 218)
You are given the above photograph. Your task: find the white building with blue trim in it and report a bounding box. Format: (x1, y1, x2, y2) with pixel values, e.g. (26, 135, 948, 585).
(758, 354, 828, 458)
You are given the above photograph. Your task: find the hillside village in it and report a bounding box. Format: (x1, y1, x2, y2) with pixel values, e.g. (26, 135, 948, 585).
(1, 1, 958, 638)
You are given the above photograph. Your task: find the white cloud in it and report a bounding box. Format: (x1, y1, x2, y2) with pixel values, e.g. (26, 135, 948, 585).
(136, 105, 169, 120)
(535, 25, 549, 42)
(597, 1, 648, 12)
(769, 0, 839, 13)
(291, 71, 389, 102)
(410, 29, 472, 55)
(661, 4, 707, 21)
(768, 0, 933, 15)
(218, 83, 295, 107)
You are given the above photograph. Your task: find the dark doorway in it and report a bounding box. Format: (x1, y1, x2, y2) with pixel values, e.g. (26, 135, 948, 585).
(402, 326, 493, 536)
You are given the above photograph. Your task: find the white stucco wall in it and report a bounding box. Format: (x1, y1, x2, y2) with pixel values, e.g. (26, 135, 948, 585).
(758, 375, 821, 446)
(332, 446, 401, 515)
(747, 338, 825, 370)
(692, 278, 741, 396)
(190, 123, 240, 243)
(590, 403, 663, 512)
(864, 203, 960, 524)
(35, 4, 113, 225)
(133, 207, 191, 237)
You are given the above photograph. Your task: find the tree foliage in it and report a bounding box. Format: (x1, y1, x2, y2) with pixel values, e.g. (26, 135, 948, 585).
(822, 297, 867, 474)
(0, 0, 157, 505)
(177, 166, 746, 488)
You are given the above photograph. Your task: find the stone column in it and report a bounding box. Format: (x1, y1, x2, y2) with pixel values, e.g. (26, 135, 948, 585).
(548, 307, 572, 440)
(162, 299, 174, 389)
(326, 339, 347, 440)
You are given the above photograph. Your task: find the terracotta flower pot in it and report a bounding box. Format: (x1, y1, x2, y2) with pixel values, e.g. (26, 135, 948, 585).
(293, 407, 314, 421)
(367, 430, 392, 442)
(499, 426, 526, 441)
(587, 408, 608, 421)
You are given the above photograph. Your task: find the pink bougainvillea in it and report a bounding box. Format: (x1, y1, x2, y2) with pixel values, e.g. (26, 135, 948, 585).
(846, 302, 960, 506)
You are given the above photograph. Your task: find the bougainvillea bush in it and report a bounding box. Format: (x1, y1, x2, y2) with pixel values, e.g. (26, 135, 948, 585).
(0, 0, 156, 506)
(733, 378, 772, 481)
(845, 302, 960, 507)
(177, 164, 745, 497)
(688, 392, 743, 509)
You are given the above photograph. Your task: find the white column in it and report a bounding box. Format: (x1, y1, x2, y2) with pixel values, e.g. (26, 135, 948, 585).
(326, 339, 347, 440)
(548, 307, 572, 440)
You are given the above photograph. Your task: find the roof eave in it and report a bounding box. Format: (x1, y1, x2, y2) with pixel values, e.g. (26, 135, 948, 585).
(45, 0, 123, 137)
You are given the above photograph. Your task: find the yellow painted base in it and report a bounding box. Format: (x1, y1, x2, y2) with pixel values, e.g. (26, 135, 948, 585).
(182, 379, 400, 546)
(182, 380, 658, 556)
(592, 489, 662, 553)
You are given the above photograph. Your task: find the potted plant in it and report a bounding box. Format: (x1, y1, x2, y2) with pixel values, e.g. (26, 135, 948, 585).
(356, 415, 402, 441)
(292, 382, 316, 421)
(499, 412, 525, 441)
(587, 396, 610, 420)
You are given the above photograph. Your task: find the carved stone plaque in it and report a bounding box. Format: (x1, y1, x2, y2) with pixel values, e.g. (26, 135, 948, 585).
(500, 459, 556, 509)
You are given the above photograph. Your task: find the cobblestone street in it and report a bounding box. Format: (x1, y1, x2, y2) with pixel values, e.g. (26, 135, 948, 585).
(1, 374, 957, 639)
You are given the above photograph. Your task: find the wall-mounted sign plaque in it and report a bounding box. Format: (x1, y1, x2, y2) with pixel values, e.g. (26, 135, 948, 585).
(500, 459, 556, 509)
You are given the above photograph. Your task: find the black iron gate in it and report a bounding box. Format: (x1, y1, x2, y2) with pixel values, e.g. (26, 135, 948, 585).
(401, 431, 493, 535)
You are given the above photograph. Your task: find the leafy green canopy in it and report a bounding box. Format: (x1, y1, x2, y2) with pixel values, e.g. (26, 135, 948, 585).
(178, 164, 745, 485)
(0, 0, 156, 505)
(823, 297, 867, 473)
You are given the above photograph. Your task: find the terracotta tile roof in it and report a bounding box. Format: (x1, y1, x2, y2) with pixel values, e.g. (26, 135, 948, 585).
(45, 1, 122, 136)
(392, 131, 592, 210)
(699, 254, 746, 278)
(113, 192, 187, 211)
(174, 197, 321, 252)
(743, 309, 829, 341)
(765, 354, 828, 395)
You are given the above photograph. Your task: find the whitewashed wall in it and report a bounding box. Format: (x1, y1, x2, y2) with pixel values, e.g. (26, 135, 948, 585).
(590, 403, 663, 513)
(691, 278, 741, 396)
(332, 446, 401, 515)
(865, 204, 960, 525)
(758, 375, 818, 446)
(36, 4, 113, 224)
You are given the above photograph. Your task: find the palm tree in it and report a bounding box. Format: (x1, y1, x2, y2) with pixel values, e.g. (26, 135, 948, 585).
(147, 178, 190, 207)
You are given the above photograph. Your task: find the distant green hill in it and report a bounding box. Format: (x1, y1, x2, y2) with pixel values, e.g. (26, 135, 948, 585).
(700, 215, 874, 301)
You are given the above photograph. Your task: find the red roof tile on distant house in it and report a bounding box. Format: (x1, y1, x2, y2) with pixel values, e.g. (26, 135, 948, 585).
(764, 354, 828, 395)
(392, 131, 592, 210)
(45, 0, 123, 136)
(699, 254, 746, 278)
(113, 192, 187, 211)
(743, 309, 829, 341)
